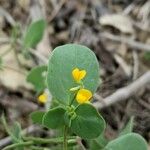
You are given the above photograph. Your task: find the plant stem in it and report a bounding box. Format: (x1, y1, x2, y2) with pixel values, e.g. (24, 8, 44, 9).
(2, 141, 33, 150)
(69, 93, 77, 106)
(23, 136, 76, 144)
(63, 125, 68, 150)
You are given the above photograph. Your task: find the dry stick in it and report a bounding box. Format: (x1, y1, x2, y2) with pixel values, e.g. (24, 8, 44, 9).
(93, 71, 150, 109)
(76, 137, 86, 150)
(132, 50, 139, 80)
(48, 0, 67, 22)
(29, 48, 48, 64)
(100, 32, 150, 52)
(0, 7, 16, 26)
(0, 125, 39, 149)
(113, 54, 131, 77)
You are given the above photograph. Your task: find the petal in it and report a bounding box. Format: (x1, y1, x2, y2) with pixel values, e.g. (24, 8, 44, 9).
(76, 89, 92, 104)
(72, 68, 80, 82)
(79, 70, 86, 81)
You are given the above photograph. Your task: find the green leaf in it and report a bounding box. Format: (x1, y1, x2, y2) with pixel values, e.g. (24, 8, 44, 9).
(23, 19, 46, 48)
(144, 52, 150, 60)
(70, 103, 105, 139)
(47, 44, 100, 104)
(104, 133, 148, 150)
(119, 116, 134, 136)
(89, 133, 108, 150)
(10, 122, 22, 142)
(43, 107, 66, 129)
(30, 111, 45, 125)
(27, 65, 47, 92)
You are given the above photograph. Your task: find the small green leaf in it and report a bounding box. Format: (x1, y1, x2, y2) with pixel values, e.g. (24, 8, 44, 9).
(47, 44, 100, 105)
(104, 133, 148, 150)
(119, 116, 134, 136)
(27, 65, 47, 92)
(70, 103, 105, 139)
(144, 52, 150, 60)
(23, 19, 46, 48)
(43, 107, 66, 129)
(10, 122, 22, 142)
(30, 111, 45, 125)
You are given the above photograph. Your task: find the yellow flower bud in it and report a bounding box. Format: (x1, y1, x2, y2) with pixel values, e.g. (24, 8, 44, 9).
(38, 93, 48, 104)
(76, 89, 92, 104)
(72, 68, 86, 82)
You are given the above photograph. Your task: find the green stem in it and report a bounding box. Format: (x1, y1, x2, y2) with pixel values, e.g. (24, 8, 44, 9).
(74, 104, 80, 111)
(2, 141, 33, 150)
(69, 92, 77, 106)
(63, 126, 68, 150)
(23, 136, 76, 144)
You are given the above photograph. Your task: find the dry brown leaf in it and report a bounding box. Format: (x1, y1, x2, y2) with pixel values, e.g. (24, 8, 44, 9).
(0, 44, 31, 90)
(17, 0, 30, 10)
(99, 13, 134, 34)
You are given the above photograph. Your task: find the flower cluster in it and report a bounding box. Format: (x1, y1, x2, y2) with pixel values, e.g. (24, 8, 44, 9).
(38, 68, 93, 105)
(71, 68, 92, 104)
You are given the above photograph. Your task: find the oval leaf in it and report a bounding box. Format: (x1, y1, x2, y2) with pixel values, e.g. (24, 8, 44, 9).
(43, 107, 66, 129)
(104, 133, 148, 150)
(30, 111, 45, 125)
(47, 44, 100, 104)
(70, 103, 105, 139)
(27, 65, 47, 92)
(23, 19, 46, 48)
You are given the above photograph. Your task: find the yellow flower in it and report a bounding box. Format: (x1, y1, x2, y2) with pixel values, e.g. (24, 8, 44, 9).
(76, 89, 92, 104)
(72, 68, 86, 82)
(38, 93, 48, 104)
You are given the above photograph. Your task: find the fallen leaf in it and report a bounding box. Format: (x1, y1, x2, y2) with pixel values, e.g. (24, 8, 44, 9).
(0, 44, 32, 90)
(99, 13, 134, 34)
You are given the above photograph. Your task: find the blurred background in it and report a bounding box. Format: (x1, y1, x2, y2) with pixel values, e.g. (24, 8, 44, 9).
(0, 0, 150, 149)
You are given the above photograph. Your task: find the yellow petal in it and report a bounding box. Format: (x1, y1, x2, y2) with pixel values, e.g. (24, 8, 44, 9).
(79, 70, 86, 81)
(72, 68, 86, 82)
(38, 93, 48, 104)
(72, 68, 80, 82)
(76, 89, 92, 104)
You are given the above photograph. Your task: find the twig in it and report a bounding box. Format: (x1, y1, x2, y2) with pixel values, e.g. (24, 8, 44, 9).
(113, 54, 131, 77)
(48, 0, 67, 22)
(100, 32, 150, 52)
(123, 2, 135, 15)
(76, 137, 86, 150)
(93, 71, 150, 109)
(2, 65, 26, 75)
(29, 48, 48, 64)
(132, 50, 139, 80)
(0, 7, 16, 26)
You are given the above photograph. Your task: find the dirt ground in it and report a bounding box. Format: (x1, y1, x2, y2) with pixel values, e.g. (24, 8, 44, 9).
(0, 0, 150, 148)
